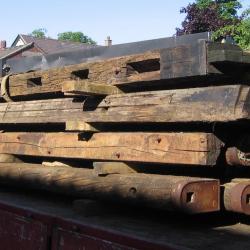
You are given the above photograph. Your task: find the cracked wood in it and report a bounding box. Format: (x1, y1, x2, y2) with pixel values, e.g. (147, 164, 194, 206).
(1, 42, 250, 99)
(0, 132, 222, 165)
(0, 85, 248, 124)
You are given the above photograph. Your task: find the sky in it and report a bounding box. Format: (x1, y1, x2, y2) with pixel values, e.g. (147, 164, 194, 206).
(1, 0, 250, 46)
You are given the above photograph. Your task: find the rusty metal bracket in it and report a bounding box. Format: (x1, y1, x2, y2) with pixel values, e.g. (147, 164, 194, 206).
(224, 182, 250, 215)
(1, 74, 13, 102)
(170, 179, 220, 214)
(226, 147, 250, 166)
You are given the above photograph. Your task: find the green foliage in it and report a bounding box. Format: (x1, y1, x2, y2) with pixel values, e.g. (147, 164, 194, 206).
(217, 0, 242, 19)
(196, 0, 213, 8)
(197, 0, 242, 18)
(57, 32, 96, 45)
(29, 28, 47, 38)
(177, 0, 250, 49)
(212, 6, 250, 49)
(232, 17, 250, 49)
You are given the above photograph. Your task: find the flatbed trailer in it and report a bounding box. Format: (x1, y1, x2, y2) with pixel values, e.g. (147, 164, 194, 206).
(0, 188, 250, 250)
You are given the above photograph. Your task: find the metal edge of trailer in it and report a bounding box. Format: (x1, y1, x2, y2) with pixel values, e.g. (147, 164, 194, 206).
(0, 197, 177, 250)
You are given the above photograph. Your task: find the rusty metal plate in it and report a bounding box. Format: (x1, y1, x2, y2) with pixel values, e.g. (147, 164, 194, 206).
(171, 180, 220, 214)
(224, 182, 250, 215)
(226, 147, 250, 167)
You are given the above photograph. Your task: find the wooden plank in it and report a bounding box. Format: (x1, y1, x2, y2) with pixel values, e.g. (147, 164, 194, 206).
(0, 154, 22, 163)
(62, 80, 123, 95)
(0, 85, 248, 124)
(66, 121, 99, 132)
(93, 162, 137, 176)
(1, 41, 250, 99)
(0, 132, 222, 165)
(0, 163, 220, 213)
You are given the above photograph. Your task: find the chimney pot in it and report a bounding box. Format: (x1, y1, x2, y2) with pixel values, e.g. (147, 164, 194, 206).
(105, 36, 112, 46)
(0, 40, 6, 49)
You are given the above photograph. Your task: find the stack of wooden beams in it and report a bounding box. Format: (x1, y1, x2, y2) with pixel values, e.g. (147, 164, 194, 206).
(0, 39, 250, 215)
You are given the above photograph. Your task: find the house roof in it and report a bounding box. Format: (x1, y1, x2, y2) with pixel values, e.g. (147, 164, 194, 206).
(12, 34, 97, 54)
(0, 43, 34, 59)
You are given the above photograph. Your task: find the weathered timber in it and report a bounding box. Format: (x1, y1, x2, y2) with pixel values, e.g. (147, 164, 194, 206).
(0, 50, 160, 99)
(0, 85, 249, 124)
(0, 132, 222, 165)
(208, 43, 250, 64)
(161, 41, 250, 79)
(93, 162, 137, 176)
(0, 154, 22, 163)
(66, 121, 100, 132)
(62, 80, 123, 95)
(0, 163, 220, 213)
(223, 179, 250, 215)
(2, 41, 250, 99)
(42, 161, 73, 168)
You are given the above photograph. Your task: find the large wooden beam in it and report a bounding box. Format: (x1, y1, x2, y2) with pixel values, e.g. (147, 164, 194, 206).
(161, 41, 250, 79)
(0, 85, 249, 124)
(0, 132, 222, 165)
(1, 41, 250, 99)
(0, 163, 220, 213)
(1, 50, 160, 99)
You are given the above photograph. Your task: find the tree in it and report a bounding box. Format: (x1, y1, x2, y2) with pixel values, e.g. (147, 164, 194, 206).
(29, 28, 47, 38)
(234, 14, 250, 49)
(176, 3, 234, 36)
(196, 0, 242, 18)
(57, 32, 96, 45)
(176, 0, 250, 49)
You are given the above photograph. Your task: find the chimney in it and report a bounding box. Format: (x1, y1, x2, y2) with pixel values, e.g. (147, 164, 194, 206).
(105, 36, 112, 46)
(0, 40, 6, 50)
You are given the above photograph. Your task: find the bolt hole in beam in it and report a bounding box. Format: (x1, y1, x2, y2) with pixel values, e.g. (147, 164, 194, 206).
(129, 187, 137, 196)
(71, 69, 89, 80)
(27, 77, 42, 88)
(127, 59, 160, 73)
(186, 192, 195, 203)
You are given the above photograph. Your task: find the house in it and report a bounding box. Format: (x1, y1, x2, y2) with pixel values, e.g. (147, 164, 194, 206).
(0, 34, 97, 61)
(11, 34, 96, 54)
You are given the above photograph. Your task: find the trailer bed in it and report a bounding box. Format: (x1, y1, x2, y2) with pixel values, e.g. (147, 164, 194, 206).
(0, 188, 249, 250)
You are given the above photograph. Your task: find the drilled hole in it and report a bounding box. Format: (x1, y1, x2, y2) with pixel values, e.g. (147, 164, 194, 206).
(71, 69, 89, 80)
(157, 138, 161, 143)
(186, 192, 195, 203)
(246, 194, 250, 205)
(129, 187, 137, 195)
(78, 133, 94, 141)
(27, 77, 42, 88)
(102, 107, 109, 111)
(127, 58, 160, 73)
